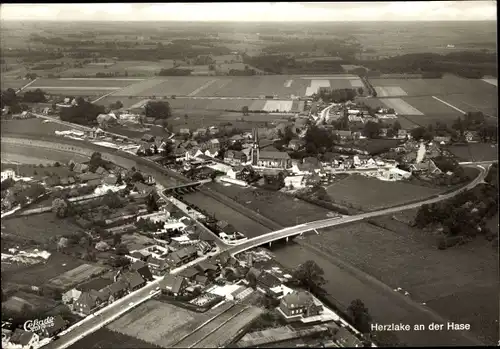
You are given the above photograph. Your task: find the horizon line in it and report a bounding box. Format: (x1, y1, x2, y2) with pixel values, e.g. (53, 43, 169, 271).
(1, 19, 497, 22)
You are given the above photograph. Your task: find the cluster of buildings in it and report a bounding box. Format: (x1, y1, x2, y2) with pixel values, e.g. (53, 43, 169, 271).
(2, 315, 68, 349)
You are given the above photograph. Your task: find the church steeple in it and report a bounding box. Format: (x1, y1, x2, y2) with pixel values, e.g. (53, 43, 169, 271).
(251, 127, 260, 165)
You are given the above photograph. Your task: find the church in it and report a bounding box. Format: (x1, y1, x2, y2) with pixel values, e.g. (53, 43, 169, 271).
(250, 128, 291, 169)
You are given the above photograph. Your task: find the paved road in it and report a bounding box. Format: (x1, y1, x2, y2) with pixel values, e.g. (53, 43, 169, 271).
(227, 164, 489, 256)
(43, 252, 217, 349)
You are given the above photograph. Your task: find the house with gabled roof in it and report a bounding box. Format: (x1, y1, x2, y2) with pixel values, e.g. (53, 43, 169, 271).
(161, 275, 188, 296)
(177, 266, 200, 280)
(39, 315, 67, 338)
(74, 291, 101, 315)
(130, 260, 154, 281)
(278, 290, 323, 320)
(121, 271, 146, 291)
(9, 329, 39, 348)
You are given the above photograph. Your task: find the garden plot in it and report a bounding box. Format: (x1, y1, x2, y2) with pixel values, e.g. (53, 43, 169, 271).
(381, 98, 424, 115)
(49, 264, 107, 289)
(305, 80, 330, 96)
(112, 79, 166, 97)
(262, 100, 294, 112)
(374, 86, 408, 97)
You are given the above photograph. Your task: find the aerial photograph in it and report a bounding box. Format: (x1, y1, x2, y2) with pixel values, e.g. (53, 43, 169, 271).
(0, 2, 498, 348)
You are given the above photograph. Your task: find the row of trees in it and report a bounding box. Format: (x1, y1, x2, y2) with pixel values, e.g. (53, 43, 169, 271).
(360, 52, 496, 78)
(414, 173, 498, 241)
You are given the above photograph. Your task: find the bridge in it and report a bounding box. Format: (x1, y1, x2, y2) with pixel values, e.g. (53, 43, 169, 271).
(223, 162, 490, 256)
(162, 179, 212, 193)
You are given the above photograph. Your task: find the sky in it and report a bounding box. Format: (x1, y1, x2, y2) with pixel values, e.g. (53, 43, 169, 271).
(0, 2, 497, 22)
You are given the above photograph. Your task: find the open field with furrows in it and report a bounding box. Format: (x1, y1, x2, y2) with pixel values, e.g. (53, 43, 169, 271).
(208, 183, 334, 227)
(95, 74, 365, 99)
(28, 78, 139, 88)
(432, 92, 498, 118)
(59, 60, 176, 78)
(447, 144, 499, 162)
(2, 119, 71, 136)
(182, 191, 270, 238)
(1, 77, 31, 90)
(173, 304, 251, 348)
(1, 251, 86, 288)
(192, 306, 265, 348)
(124, 77, 217, 97)
(106, 300, 238, 348)
(305, 218, 498, 344)
(48, 264, 108, 289)
(380, 98, 424, 116)
(370, 74, 498, 97)
(325, 174, 442, 211)
(68, 327, 161, 349)
(1, 142, 90, 166)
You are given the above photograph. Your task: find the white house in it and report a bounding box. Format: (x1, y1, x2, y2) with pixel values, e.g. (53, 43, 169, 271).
(1, 169, 15, 181)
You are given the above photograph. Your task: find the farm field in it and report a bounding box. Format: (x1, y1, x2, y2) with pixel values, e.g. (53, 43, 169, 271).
(374, 86, 408, 97)
(2, 251, 86, 288)
(207, 183, 334, 227)
(2, 213, 84, 243)
(369, 75, 478, 96)
(447, 144, 499, 162)
(107, 300, 239, 348)
(192, 306, 264, 348)
(3, 291, 59, 313)
(111, 78, 166, 97)
(128, 77, 217, 97)
(48, 263, 108, 290)
(303, 218, 498, 344)
(1, 77, 30, 90)
(182, 190, 270, 238)
(1, 142, 90, 165)
(380, 98, 424, 116)
(432, 93, 498, 117)
(325, 174, 442, 211)
(29, 78, 138, 88)
(68, 328, 160, 349)
(58, 60, 175, 78)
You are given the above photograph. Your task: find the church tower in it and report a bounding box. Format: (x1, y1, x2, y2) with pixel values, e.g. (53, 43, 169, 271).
(251, 128, 260, 166)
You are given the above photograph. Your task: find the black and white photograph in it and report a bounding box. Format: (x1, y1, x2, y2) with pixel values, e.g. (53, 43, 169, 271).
(0, 2, 498, 348)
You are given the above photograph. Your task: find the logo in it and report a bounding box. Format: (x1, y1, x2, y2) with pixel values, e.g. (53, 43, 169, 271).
(23, 317, 55, 332)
